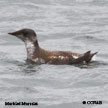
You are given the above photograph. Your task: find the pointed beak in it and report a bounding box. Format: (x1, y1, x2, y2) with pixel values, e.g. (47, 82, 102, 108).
(8, 31, 19, 36)
(8, 32, 14, 35)
(8, 32, 16, 36)
(8, 30, 24, 41)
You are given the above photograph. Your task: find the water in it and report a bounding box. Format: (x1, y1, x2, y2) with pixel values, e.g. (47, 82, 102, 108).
(0, 0, 108, 108)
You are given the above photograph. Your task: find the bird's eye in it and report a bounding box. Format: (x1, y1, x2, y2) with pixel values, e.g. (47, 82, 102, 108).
(23, 32, 28, 36)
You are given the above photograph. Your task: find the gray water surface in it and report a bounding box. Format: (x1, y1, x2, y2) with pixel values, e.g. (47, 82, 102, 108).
(0, 0, 108, 108)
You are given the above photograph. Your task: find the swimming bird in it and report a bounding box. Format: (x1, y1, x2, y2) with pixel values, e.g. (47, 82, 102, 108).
(8, 28, 97, 65)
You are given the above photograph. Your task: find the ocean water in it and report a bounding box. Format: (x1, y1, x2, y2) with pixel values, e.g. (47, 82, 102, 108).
(0, 0, 108, 108)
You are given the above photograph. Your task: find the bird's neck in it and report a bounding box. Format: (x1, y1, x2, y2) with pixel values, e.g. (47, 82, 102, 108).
(24, 39, 39, 60)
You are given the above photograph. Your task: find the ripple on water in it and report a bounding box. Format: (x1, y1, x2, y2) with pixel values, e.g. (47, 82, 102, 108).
(0, 0, 108, 107)
(74, 35, 108, 45)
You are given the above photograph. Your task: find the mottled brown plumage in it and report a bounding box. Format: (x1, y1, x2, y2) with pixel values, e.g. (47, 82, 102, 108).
(8, 28, 97, 65)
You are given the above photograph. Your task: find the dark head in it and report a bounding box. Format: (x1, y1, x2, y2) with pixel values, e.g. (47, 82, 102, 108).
(8, 28, 37, 42)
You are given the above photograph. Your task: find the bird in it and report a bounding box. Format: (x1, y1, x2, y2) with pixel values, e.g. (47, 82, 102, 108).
(8, 28, 97, 65)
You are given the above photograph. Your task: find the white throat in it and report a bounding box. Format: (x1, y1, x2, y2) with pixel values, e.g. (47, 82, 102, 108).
(24, 39, 45, 64)
(25, 40, 35, 59)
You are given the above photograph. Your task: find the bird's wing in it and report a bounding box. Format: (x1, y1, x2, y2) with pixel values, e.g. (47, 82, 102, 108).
(47, 51, 98, 65)
(47, 55, 73, 64)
